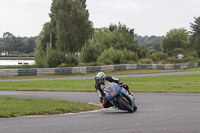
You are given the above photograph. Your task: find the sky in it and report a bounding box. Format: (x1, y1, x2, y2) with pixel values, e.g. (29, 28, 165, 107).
(0, 0, 200, 38)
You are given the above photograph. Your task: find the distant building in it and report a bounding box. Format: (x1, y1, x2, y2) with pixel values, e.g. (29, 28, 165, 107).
(1, 51, 9, 56)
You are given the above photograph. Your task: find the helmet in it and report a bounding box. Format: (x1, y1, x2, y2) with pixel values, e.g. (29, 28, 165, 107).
(96, 72, 106, 84)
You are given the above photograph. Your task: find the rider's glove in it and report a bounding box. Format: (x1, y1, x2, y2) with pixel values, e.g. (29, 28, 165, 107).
(100, 97, 106, 103)
(102, 98, 107, 105)
(120, 84, 124, 88)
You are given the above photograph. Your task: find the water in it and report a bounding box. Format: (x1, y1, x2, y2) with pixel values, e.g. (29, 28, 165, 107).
(0, 60, 35, 65)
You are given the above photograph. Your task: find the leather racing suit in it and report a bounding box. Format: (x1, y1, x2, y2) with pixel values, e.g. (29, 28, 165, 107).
(95, 76, 130, 108)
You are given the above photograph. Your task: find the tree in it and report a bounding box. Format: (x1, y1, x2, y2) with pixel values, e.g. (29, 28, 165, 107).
(46, 44, 66, 67)
(134, 35, 163, 45)
(35, 0, 93, 67)
(190, 17, 200, 56)
(80, 40, 103, 63)
(3, 36, 21, 53)
(3, 32, 14, 39)
(161, 28, 189, 56)
(108, 23, 140, 54)
(0, 38, 3, 52)
(50, 0, 93, 53)
(98, 23, 138, 52)
(0, 32, 36, 54)
(80, 23, 142, 62)
(152, 43, 162, 51)
(21, 37, 37, 53)
(109, 23, 117, 32)
(80, 28, 108, 63)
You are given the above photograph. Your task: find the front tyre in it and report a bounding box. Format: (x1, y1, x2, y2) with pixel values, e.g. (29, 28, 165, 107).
(118, 97, 134, 113)
(133, 105, 137, 111)
(132, 100, 137, 112)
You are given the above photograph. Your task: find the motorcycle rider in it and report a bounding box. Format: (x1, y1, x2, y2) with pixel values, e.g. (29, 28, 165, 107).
(95, 72, 133, 108)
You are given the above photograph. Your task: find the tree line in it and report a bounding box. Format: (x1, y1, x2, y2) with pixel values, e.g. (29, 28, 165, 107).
(34, 1, 200, 67)
(0, 32, 36, 55)
(34, 0, 163, 67)
(1, 0, 200, 67)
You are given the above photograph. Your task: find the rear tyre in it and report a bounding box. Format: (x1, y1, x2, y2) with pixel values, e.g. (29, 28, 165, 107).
(118, 97, 134, 113)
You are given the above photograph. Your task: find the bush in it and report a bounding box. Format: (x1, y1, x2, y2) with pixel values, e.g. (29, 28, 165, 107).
(139, 58, 153, 64)
(120, 49, 138, 64)
(34, 45, 47, 68)
(166, 57, 198, 64)
(103, 58, 114, 65)
(78, 62, 103, 67)
(97, 47, 122, 65)
(46, 45, 69, 68)
(170, 48, 185, 57)
(97, 47, 138, 65)
(65, 54, 79, 67)
(80, 42, 103, 63)
(185, 50, 199, 58)
(80, 40, 106, 63)
(59, 63, 67, 67)
(192, 59, 200, 64)
(46, 45, 62, 67)
(166, 57, 180, 63)
(148, 52, 168, 62)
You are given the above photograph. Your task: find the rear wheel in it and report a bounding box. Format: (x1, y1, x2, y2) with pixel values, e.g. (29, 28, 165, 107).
(118, 97, 134, 113)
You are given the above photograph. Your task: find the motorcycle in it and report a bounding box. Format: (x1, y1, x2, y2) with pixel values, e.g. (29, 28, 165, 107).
(103, 82, 137, 113)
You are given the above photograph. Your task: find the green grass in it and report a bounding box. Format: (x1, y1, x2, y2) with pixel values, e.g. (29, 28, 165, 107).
(0, 57, 34, 60)
(0, 65, 36, 69)
(125, 74, 200, 93)
(0, 96, 102, 118)
(0, 74, 200, 93)
(0, 79, 94, 91)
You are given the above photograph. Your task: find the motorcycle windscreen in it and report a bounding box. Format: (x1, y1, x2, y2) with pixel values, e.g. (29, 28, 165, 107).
(105, 82, 121, 100)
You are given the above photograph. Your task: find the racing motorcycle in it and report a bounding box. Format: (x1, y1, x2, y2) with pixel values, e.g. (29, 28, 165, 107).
(103, 82, 137, 113)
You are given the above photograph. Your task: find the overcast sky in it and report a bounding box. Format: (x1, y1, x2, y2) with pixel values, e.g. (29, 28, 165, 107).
(0, 0, 200, 38)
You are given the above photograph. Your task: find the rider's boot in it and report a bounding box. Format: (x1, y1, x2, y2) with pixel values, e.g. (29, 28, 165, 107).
(123, 84, 135, 100)
(125, 86, 134, 96)
(126, 89, 135, 100)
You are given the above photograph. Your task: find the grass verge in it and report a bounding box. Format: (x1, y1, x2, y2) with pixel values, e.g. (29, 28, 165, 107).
(0, 74, 200, 93)
(0, 65, 36, 69)
(0, 57, 34, 60)
(0, 96, 102, 118)
(126, 74, 200, 93)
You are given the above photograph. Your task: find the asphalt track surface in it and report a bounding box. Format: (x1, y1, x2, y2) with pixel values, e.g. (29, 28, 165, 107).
(0, 91, 200, 133)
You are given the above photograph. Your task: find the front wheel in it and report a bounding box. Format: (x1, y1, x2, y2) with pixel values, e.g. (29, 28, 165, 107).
(132, 100, 137, 112)
(133, 105, 137, 111)
(118, 97, 134, 113)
